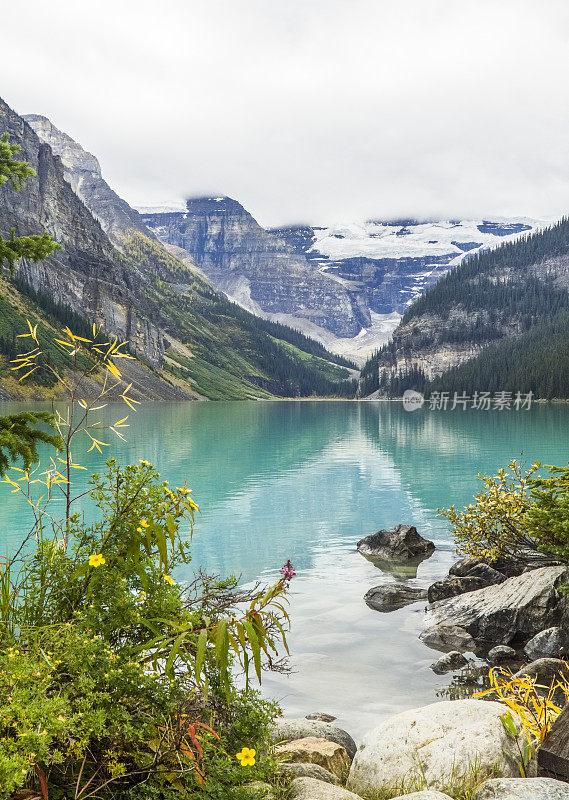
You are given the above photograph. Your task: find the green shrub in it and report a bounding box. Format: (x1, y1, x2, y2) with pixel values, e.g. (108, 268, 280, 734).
(526, 462, 569, 561)
(438, 459, 539, 560)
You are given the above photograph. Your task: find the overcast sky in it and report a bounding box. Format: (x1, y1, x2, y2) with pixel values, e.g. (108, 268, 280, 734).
(4, 0, 569, 227)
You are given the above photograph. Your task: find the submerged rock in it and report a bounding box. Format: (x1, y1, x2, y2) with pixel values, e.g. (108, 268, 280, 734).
(420, 623, 476, 652)
(357, 524, 435, 561)
(524, 627, 568, 660)
(275, 737, 350, 782)
(347, 699, 524, 795)
(305, 712, 336, 722)
(271, 718, 357, 760)
(431, 650, 468, 674)
(364, 584, 428, 611)
(488, 645, 518, 665)
(424, 566, 569, 648)
(473, 777, 569, 798)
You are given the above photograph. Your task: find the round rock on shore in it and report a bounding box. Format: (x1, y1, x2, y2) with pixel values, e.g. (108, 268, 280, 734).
(391, 792, 454, 800)
(488, 645, 518, 664)
(347, 699, 524, 795)
(290, 776, 364, 800)
(277, 762, 338, 784)
(473, 777, 569, 798)
(275, 737, 350, 782)
(271, 718, 357, 760)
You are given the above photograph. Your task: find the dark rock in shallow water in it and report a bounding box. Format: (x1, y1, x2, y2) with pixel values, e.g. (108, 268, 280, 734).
(424, 566, 569, 649)
(428, 576, 486, 603)
(488, 645, 518, 665)
(420, 624, 476, 653)
(515, 657, 569, 686)
(431, 650, 468, 674)
(357, 524, 435, 561)
(364, 584, 428, 612)
(524, 627, 568, 660)
(305, 713, 336, 722)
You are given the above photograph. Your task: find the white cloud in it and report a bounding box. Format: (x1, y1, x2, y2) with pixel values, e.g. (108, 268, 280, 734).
(4, 0, 569, 226)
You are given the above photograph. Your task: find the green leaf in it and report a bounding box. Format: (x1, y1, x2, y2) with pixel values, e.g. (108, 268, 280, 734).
(195, 628, 207, 682)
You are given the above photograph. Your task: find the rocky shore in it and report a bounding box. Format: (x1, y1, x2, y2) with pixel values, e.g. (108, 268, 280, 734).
(261, 524, 569, 799)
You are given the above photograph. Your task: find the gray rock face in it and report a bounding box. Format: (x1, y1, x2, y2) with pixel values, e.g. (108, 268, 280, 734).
(142, 198, 369, 338)
(473, 777, 569, 799)
(364, 584, 428, 611)
(0, 99, 167, 373)
(24, 114, 154, 247)
(277, 762, 338, 784)
(347, 700, 525, 795)
(357, 525, 435, 561)
(488, 645, 518, 665)
(468, 563, 508, 586)
(524, 627, 568, 660)
(271, 719, 357, 760)
(424, 566, 569, 648)
(431, 650, 468, 674)
(290, 777, 364, 800)
(420, 624, 476, 652)
(428, 576, 486, 603)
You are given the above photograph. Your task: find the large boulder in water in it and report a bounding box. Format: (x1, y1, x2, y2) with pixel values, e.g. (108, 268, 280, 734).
(347, 699, 525, 795)
(524, 627, 568, 660)
(357, 524, 435, 561)
(364, 584, 428, 612)
(423, 566, 569, 648)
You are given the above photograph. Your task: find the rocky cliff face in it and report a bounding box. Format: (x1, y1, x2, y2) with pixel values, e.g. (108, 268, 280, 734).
(23, 114, 159, 249)
(1, 100, 167, 370)
(142, 198, 369, 338)
(360, 217, 569, 394)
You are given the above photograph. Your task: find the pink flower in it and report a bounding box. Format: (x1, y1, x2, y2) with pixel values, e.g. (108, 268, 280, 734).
(280, 559, 296, 581)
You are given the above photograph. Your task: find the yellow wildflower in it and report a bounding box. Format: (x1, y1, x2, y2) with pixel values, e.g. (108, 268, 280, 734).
(163, 574, 175, 586)
(88, 554, 106, 568)
(236, 747, 256, 766)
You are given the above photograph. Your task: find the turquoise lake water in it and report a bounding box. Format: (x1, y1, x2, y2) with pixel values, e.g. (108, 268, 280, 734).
(1, 400, 568, 736)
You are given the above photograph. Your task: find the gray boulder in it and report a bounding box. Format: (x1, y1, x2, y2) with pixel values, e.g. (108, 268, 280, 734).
(347, 699, 525, 795)
(424, 566, 569, 648)
(468, 563, 507, 587)
(431, 650, 468, 674)
(524, 627, 568, 660)
(277, 762, 338, 784)
(290, 777, 364, 800)
(488, 645, 518, 665)
(365, 584, 428, 612)
(357, 524, 435, 561)
(473, 777, 569, 798)
(271, 718, 357, 760)
(428, 576, 486, 603)
(391, 793, 453, 800)
(515, 657, 569, 686)
(420, 623, 476, 652)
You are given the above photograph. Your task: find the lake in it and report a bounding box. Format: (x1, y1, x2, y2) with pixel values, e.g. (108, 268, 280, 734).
(1, 400, 568, 738)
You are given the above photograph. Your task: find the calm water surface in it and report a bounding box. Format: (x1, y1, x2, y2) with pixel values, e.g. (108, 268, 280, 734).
(1, 400, 568, 738)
